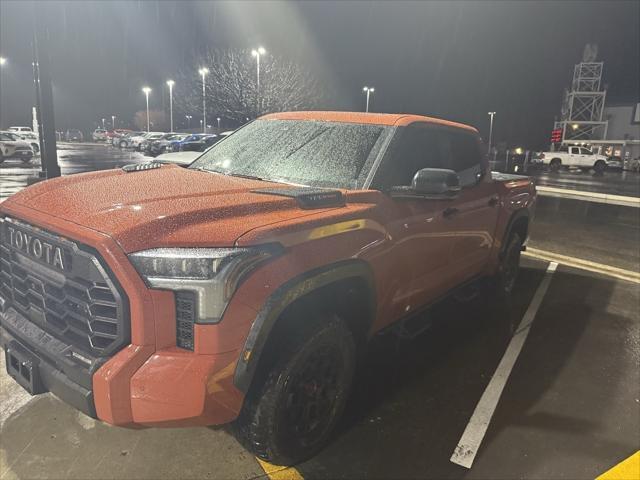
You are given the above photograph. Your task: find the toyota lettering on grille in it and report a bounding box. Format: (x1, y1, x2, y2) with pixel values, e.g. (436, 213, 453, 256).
(6, 225, 66, 271)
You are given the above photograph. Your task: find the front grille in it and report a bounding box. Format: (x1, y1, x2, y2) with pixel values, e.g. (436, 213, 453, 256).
(0, 218, 128, 358)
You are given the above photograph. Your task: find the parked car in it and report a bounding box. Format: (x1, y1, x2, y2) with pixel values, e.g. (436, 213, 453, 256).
(7, 126, 33, 134)
(92, 128, 108, 142)
(167, 133, 205, 152)
(3, 131, 40, 155)
(179, 134, 219, 152)
(0, 131, 34, 163)
(125, 132, 163, 150)
(139, 133, 166, 153)
(153, 150, 202, 166)
(115, 131, 145, 148)
(147, 133, 189, 157)
(0, 111, 535, 465)
(107, 128, 132, 147)
(65, 129, 84, 142)
(605, 155, 624, 171)
(533, 145, 609, 172)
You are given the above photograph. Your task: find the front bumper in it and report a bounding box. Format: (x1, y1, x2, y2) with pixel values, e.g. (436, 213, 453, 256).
(0, 205, 250, 428)
(1, 303, 246, 427)
(12, 150, 33, 159)
(1, 309, 97, 417)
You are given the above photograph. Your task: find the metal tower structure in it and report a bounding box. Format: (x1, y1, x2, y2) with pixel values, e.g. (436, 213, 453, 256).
(553, 44, 608, 145)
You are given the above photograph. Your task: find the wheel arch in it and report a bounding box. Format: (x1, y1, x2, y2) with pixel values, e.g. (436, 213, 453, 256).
(500, 209, 530, 258)
(233, 259, 376, 393)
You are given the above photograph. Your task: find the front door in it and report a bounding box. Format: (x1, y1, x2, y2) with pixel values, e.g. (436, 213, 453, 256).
(437, 130, 500, 281)
(371, 124, 460, 319)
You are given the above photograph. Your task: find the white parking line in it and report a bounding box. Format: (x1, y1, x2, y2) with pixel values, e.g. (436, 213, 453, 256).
(450, 262, 558, 469)
(536, 186, 640, 208)
(524, 247, 640, 284)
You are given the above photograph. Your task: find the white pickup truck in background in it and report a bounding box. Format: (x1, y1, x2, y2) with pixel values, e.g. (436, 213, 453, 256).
(535, 145, 610, 172)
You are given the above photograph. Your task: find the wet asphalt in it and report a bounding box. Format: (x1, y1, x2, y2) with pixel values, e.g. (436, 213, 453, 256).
(0, 144, 638, 479)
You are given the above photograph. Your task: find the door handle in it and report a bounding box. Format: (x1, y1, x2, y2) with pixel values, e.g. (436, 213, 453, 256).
(488, 196, 499, 207)
(443, 207, 459, 218)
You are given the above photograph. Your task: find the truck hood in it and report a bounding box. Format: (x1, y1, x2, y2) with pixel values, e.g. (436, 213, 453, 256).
(4, 164, 333, 253)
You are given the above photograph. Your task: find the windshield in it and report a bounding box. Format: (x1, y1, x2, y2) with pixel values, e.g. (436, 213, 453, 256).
(190, 119, 388, 189)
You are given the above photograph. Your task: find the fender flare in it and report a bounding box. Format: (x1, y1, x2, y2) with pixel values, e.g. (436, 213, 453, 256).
(500, 209, 530, 258)
(233, 259, 376, 393)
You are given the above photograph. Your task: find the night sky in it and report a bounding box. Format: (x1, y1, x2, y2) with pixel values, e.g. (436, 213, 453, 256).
(1, 0, 638, 149)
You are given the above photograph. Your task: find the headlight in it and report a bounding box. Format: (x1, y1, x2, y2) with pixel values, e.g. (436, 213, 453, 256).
(129, 247, 276, 323)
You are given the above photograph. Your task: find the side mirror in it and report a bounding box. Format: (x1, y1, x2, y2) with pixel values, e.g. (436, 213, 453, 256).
(391, 168, 461, 199)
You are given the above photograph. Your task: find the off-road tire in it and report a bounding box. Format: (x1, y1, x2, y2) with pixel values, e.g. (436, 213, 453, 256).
(235, 314, 356, 466)
(549, 158, 561, 172)
(119, 140, 128, 149)
(593, 160, 606, 173)
(486, 232, 523, 335)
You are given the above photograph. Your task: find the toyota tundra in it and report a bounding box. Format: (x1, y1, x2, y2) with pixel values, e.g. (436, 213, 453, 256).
(0, 111, 535, 465)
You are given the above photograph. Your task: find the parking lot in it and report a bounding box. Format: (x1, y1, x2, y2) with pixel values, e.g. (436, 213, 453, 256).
(0, 144, 638, 479)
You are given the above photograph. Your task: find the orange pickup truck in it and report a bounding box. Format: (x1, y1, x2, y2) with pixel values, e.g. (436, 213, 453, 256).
(0, 111, 535, 464)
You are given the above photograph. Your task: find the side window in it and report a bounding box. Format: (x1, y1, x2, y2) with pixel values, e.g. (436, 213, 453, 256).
(440, 131, 482, 187)
(383, 125, 449, 187)
(580, 148, 592, 155)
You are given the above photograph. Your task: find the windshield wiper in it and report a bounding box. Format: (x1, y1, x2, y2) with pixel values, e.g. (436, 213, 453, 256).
(225, 172, 264, 181)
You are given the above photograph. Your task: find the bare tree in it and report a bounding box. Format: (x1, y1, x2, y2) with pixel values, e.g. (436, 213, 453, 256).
(133, 110, 167, 131)
(174, 49, 321, 124)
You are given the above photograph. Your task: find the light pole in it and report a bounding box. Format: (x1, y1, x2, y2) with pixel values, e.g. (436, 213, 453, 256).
(142, 86, 152, 132)
(362, 86, 375, 113)
(217, 117, 221, 132)
(487, 111, 496, 155)
(0, 57, 6, 106)
(101, 118, 106, 129)
(251, 47, 266, 113)
(166, 80, 175, 132)
(185, 115, 192, 129)
(198, 68, 208, 133)
(111, 115, 116, 129)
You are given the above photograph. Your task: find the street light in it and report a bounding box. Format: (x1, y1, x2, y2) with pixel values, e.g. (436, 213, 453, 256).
(142, 86, 152, 132)
(101, 118, 106, 129)
(362, 86, 375, 113)
(185, 115, 192, 129)
(217, 117, 221, 131)
(166, 80, 175, 132)
(487, 112, 496, 154)
(251, 47, 266, 113)
(0, 58, 6, 108)
(198, 68, 209, 133)
(111, 115, 116, 129)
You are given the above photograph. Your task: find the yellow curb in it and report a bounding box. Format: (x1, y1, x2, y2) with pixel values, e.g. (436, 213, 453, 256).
(596, 451, 640, 480)
(256, 458, 304, 480)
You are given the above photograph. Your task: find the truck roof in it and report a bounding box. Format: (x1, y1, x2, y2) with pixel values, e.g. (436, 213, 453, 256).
(261, 111, 478, 133)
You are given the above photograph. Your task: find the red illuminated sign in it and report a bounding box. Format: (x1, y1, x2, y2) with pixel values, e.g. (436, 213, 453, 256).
(550, 128, 562, 143)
